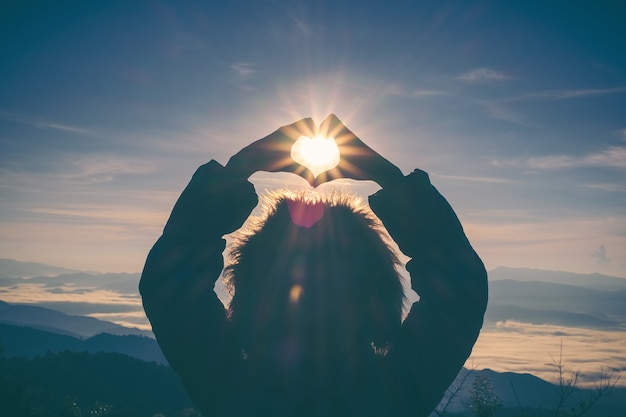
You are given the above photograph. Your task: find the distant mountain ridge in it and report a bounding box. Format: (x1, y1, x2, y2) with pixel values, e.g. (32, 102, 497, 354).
(0, 300, 153, 338)
(0, 322, 166, 364)
(0, 258, 80, 278)
(0, 323, 167, 364)
(485, 279, 626, 329)
(3, 259, 626, 333)
(489, 266, 626, 290)
(1, 258, 625, 416)
(1, 321, 624, 416)
(0, 324, 626, 417)
(0, 349, 192, 416)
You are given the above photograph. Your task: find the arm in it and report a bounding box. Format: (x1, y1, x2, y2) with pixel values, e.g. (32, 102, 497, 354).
(369, 169, 488, 417)
(139, 160, 258, 414)
(315, 114, 487, 417)
(139, 118, 317, 414)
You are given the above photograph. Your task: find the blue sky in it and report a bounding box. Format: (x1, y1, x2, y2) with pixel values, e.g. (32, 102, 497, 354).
(1, 1, 625, 276)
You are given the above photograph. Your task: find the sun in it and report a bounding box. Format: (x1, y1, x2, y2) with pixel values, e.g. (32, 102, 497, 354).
(291, 135, 340, 178)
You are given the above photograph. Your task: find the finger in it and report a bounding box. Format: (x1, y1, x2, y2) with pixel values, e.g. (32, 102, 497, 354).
(282, 117, 316, 141)
(295, 117, 317, 137)
(312, 176, 325, 188)
(319, 114, 344, 138)
(312, 166, 344, 187)
(283, 162, 315, 185)
(320, 114, 359, 148)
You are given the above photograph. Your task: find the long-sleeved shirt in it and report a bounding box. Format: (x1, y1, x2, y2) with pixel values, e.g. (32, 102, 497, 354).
(140, 160, 488, 417)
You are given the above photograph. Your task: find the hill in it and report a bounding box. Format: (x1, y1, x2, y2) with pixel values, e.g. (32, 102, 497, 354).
(0, 322, 166, 364)
(489, 267, 626, 290)
(1, 347, 623, 417)
(0, 258, 79, 278)
(485, 280, 626, 329)
(0, 350, 195, 417)
(438, 367, 626, 417)
(0, 300, 152, 338)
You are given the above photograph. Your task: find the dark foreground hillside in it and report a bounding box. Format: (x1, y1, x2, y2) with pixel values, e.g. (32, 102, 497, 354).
(0, 350, 198, 417)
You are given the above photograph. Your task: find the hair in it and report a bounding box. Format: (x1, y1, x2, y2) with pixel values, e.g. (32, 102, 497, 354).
(223, 189, 405, 353)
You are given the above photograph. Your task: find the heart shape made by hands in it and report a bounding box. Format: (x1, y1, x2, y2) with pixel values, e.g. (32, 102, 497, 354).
(291, 135, 340, 178)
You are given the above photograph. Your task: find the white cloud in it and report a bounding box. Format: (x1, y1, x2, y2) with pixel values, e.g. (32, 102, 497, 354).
(432, 173, 520, 184)
(29, 206, 167, 226)
(494, 146, 626, 171)
(469, 323, 626, 387)
(87, 311, 151, 330)
(379, 84, 447, 98)
(0, 282, 140, 306)
(290, 16, 312, 36)
(504, 86, 626, 102)
(411, 89, 448, 98)
(530, 146, 626, 170)
(458, 67, 513, 82)
(581, 182, 626, 193)
(483, 102, 532, 126)
(0, 111, 92, 135)
(591, 245, 609, 265)
(230, 62, 256, 77)
(68, 155, 158, 181)
(462, 214, 626, 277)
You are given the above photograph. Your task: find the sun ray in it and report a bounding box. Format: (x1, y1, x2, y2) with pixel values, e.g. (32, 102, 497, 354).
(291, 135, 340, 177)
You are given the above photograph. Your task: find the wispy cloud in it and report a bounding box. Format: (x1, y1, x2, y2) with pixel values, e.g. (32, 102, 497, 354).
(68, 155, 157, 182)
(493, 146, 626, 170)
(503, 86, 626, 102)
(591, 244, 610, 265)
(458, 67, 513, 82)
(528, 146, 626, 170)
(230, 62, 256, 77)
(482, 102, 532, 126)
(411, 89, 448, 97)
(463, 214, 626, 277)
(0, 111, 92, 135)
(432, 173, 520, 184)
(380, 84, 448, 98)
(290, 16, 312, 36)
(581, 182, 626, 193)
(473, 86, 626, 125)
(29, 207, 166, 227)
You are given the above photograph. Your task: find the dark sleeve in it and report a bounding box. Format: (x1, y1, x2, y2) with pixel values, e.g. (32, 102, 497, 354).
(139, 160, 258, 414)
(369, 169, 488, 417)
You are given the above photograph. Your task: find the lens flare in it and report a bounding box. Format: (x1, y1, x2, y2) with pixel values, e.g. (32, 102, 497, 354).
(289, 284, 304, 304)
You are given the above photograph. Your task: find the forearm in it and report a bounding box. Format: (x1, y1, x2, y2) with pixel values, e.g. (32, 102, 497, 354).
(139, 160, 258, 381)
(369, 169, 487, 317)
(369, 169, 488, 416)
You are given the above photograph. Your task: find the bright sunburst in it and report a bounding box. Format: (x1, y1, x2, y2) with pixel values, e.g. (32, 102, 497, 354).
(291, 135, 340, 177)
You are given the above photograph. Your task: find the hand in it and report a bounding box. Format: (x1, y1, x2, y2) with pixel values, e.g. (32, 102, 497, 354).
(226, 118, 317, 185)
(313, 114, 403, 188)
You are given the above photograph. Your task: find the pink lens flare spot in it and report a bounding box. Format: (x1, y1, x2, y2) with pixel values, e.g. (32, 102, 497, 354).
(287, 200, 326, 228)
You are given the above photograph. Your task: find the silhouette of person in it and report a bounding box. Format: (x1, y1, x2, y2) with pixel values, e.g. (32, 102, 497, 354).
(140, 114, 488, 417)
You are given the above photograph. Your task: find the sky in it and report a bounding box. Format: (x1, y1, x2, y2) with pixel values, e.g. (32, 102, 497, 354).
(1, 1, 626, 277)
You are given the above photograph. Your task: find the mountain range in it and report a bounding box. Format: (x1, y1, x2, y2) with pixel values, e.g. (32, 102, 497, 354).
(0, 300, 152, 338)
(1, 319, 624, 416)
(2, 259, 626, 335)
(1, 258, 626, 416)
(0, 321, 166, 364)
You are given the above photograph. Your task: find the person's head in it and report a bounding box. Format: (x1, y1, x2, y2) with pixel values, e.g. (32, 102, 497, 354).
(224, 190, 405, 362)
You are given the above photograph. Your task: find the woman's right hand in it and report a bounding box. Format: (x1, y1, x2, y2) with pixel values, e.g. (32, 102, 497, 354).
(225, 118, 317, 185)
(313, 114, 403, 189)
